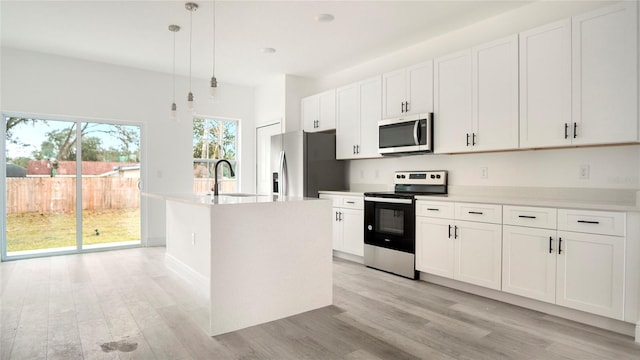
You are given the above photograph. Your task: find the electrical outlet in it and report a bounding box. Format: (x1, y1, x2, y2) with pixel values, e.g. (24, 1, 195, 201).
(579, 164, 590, 179)
(480, 167, 488, 179)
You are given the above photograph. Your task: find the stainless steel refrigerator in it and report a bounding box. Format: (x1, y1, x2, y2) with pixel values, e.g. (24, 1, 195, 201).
(270, 131, 347, 197)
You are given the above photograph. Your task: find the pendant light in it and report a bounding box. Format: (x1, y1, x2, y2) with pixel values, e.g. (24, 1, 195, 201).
(209, 1, 218, 97)
(169, 24, 181, 120)
(185, 2, 198, 110)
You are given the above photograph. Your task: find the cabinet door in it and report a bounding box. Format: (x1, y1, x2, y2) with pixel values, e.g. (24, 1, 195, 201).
(519, 19, 571, 148)
(415, 216, 454, 278)
(434, 49, 473, 153)
(502, 226, 556, 304)
(358, 76, 382, 158)
(336, 84, 360, 159)
(317, 90, 337, 132)
(454, 220, 502, 290)
(382, 68, 406, 119)
(341, 208, 364, 257)
(473, 35, 519, 151)
(556, 231, 624, 320)
(572, 1, 638, 145)
(406, 60, 433, 115)
(302, 95, 319, 132)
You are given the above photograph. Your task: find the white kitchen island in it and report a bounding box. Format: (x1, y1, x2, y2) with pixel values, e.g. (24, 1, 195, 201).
(142, 192, 333, 336)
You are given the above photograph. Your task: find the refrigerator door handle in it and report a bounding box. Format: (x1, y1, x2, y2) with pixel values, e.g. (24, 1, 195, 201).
(279, 150, 288, 196)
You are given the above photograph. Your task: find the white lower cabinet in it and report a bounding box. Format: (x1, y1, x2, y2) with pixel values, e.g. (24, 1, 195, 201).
(555, 230, 624, 319)
(320, 194, 364, 257)
(416, 201, 502, 290)
(502, 205, 625, 320)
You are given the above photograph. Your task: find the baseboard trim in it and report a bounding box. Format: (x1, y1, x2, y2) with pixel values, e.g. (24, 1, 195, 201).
(333, 250, 364, 264)
(420, 272, 636, 339)
(164, 253, 210, 299)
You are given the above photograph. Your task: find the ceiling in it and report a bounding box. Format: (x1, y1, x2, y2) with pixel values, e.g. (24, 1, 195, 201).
(1, 1, 534, 87)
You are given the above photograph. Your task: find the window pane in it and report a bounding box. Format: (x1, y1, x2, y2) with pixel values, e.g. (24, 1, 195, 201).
(192, 117, 238, 193)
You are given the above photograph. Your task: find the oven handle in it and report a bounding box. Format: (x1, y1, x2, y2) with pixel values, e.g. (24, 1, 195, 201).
(364, 197, 413, 205)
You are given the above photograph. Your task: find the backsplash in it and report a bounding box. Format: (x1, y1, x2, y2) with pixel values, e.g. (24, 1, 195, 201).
(348, 144, 640, 191)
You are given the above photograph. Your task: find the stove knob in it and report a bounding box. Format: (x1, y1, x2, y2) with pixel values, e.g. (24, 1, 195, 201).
(436, 174, 441, 179)
(401, 175, 406, 179)
(430, 174, 435, 179)
(396, 175, 401, 179)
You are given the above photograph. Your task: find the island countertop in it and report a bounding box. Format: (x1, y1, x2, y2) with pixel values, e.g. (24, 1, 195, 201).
(142, 192, 325, 206)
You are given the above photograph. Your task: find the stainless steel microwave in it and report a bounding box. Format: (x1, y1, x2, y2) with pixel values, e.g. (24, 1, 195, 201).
(378, 113, 433, 155)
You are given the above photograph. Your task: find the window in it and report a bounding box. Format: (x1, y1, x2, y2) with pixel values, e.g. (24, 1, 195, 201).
(193, 116, 238, 193)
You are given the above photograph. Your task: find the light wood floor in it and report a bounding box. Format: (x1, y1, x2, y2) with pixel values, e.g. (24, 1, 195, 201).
(2, 247, 640, 359)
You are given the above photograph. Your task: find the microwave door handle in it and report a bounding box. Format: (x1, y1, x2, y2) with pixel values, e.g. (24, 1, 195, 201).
(413, 120, 420, 145)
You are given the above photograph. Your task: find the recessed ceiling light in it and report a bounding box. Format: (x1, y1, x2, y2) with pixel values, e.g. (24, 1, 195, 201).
(261, 47, 276, 54)
(315, 13, 334, 23)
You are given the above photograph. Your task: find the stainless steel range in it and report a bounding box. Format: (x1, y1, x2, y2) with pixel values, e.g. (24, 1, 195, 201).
(363, 170, 448, 279)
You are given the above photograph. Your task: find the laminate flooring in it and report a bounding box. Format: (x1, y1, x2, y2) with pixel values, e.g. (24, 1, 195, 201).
(2, 247, 640, 359)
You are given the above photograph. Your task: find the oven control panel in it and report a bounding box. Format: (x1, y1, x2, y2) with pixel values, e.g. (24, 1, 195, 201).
(394, 171, 447, 185)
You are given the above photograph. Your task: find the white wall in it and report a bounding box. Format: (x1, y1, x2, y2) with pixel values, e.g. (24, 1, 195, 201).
(1, 47, 255, 245)
(254, 74, 285, 128)
(306, 0, 639, 193)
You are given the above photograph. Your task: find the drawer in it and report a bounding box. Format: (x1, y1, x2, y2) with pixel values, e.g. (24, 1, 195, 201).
(319, 194, 342, 208)
(503, 205, 557, 229)
(416, 201, 454, 219)
(341, 196, 364, 210)
(454, 202, 502, 224)
(557, 209, 625, 236)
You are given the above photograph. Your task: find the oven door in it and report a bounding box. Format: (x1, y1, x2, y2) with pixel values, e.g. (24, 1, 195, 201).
(364, 197, 415, 253)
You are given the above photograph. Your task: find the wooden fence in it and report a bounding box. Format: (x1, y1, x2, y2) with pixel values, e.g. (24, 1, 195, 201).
(6, 177, 140, 214)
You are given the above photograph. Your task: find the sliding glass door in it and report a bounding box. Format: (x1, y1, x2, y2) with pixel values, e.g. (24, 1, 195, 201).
(2, 116, 141, 259)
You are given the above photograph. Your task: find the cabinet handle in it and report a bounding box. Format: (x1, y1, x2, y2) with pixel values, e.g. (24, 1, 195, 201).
(466, 133, 470, 146)
(549, 236, 553, 254)
(353, 145, 356, 154)
(573, 122, 577, 138)
(468, 211, 483, 215)
(564, 123, 568, 139)
(345, 201, 355, 204)
(518, 215, 537, 219)
(335, 212, 339, 221)
(401, 102, 406, 113)
(454, 225, 459, 239)
(577, 220, 600, 224)
(406, 101, 410, 112)
(448, 224, 452, 239)
(340, 212, 343, 221)
(472, 133, 476, 146)
(356, 145, 360, 154)
(558, 237, 563, 254)
(427, 208, 439, 211)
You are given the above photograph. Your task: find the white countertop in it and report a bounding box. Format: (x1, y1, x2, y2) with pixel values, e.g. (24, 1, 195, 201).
(318, 190, 365, 197)
(319, 188, 640, 212)
(142, 192, 326, 206)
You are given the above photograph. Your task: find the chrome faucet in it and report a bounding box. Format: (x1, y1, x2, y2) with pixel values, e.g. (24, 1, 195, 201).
(212, 159, 235, 196)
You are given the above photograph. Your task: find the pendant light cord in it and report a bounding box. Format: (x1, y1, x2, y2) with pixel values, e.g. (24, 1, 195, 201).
(173, 31, 176, 102)
(211, 1, 216, 76)
(189, 8, 193, 92)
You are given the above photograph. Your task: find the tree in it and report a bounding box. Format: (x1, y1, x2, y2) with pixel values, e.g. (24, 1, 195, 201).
(193, 118, 236, 160)
(81, 136, 102, 161)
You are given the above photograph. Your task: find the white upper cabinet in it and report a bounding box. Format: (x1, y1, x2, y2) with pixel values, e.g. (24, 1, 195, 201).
(520, 19, 572, 148)
(435, 35, 519, 153)
(572, 1, 638, 145)
(382, 60, 433, 119)
(472, 34, 519, 152)
(302, 89, 336, 133)
(434, 49, 473, 153)
(336, 76, 382, 159)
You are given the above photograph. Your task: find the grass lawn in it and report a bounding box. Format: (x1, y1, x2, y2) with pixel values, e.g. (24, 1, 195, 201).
(6, 208, 140, 252)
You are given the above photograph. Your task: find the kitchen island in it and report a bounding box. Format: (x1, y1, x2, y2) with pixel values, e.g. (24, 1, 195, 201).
(142, 192, 333, 336)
